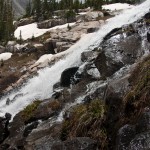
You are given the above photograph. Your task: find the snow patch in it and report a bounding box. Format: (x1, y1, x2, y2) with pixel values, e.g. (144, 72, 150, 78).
(102, 3, 134, 11)
(14, 22, 76, 40)
(0, 53, 12, 61)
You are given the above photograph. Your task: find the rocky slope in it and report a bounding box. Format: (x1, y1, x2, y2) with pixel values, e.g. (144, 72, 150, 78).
(0, 3, 150, 150)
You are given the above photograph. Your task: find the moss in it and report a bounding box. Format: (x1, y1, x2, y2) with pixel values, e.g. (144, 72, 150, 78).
(21, 100, 41, 122)
(60, 99, 107, 149)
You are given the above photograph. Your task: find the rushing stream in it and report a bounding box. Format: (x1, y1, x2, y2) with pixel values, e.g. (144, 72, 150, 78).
(0, 0, 150, 118)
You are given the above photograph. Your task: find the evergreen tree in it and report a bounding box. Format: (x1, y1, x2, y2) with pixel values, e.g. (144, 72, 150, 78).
(25, 0, 32, 17)
(0, 0, 14, 43)
(33, 0, 42, 21)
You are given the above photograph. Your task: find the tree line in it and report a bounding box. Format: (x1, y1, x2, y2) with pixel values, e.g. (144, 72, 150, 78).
(25, 0, 142, 21)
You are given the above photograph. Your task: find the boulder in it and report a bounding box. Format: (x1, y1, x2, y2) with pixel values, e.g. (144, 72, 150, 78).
(14, 17, 35, 27)
(26, 136, 97, 150)
(135, 110, 150, 134)
(30, 100, 61, 122)
(95, 51, 123, 77)
(116, 124, 136, 150)
(144, 12, 150, 19)
(81, 51, 99, 62)
(60, 67, 79, 87)
(77, 11, 104, 22)
(13, 43, 37, 53)
(55, 42, 71, 53)
(0, 113, 11, 143)
(117, 34, 142, 64)
(37, 18, 67, 29)
(25, 124, 62, 150)
(59, 31, 80, 42)
(45, 137, 97, 150)
(6, 41, 17, 53)
(116, 110, 150, 150)
(128, 131, 150, 150)
(44, 38, 57, 54)
(23, 121, 39, 137)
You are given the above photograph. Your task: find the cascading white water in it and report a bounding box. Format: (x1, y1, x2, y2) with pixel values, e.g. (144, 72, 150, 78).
(0, 0, 150, 118)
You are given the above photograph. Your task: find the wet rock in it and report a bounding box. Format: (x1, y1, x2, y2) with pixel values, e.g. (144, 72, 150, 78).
(95, 51, 123, 77)
(117, 34, 142, 64)
(87, 27, 99, 33)
(103, 27, 122, 41)
(60, 67, 79, 87)
(0, 113, 11, 144)
(147, 32, 150, 43)
(23, 121, 39, 137)
(144, 12, 150, 19)
(53, 82, 61, 91)
(81, 51, 99, 62)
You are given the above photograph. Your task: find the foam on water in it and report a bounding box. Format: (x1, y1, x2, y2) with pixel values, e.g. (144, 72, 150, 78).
(0, 0, 150, 118)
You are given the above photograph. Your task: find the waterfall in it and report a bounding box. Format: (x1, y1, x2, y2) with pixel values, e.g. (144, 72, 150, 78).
(0, 0, 150, 118)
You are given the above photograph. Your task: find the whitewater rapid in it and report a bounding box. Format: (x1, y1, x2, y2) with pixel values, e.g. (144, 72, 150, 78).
(0, 0, 150, 118)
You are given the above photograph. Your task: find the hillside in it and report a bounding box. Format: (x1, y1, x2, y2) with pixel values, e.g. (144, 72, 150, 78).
(12, 0, 29, 17)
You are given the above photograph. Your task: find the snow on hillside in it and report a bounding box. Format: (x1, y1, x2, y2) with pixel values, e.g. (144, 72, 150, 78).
(14, 22, 76, 40)
(102, 3, 134, 11)
(0, 53, 12, 61)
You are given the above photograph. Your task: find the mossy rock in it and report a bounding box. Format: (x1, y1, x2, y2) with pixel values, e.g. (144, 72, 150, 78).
(21, 100, 41, 123)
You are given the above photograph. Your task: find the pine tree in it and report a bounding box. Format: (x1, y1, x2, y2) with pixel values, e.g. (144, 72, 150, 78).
(0, 0, 14, 43)
(33, 0, 42, 21)
(25, 0, 32, 17)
